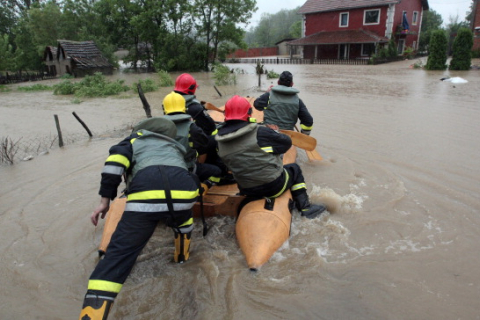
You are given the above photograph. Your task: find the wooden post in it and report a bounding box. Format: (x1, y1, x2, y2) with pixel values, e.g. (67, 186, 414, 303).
(137, 83, 152, 118)
(54, 114, 64, 147)
(72, 112, 93, 137)
(213, 85, 222, 97)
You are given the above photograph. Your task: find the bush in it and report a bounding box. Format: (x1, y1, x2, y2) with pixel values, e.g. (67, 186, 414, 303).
(213, 63, 236, 85)
(266, 70, 279, 79)
(132, 79, 158, 93)
(53, 72, 129, 97)
(449, 28, 473, 70)
(425, 30, 448, 70)
(157, 70, 174, 87)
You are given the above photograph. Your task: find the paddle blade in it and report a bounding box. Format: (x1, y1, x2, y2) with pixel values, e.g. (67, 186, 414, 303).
(279, 129, 317, 151)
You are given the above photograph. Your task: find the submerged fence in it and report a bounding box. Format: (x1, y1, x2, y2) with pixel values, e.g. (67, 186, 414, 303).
(0, 71, 56, 85)
(225, 56, 406, 65)
(226, 57, 371, 65)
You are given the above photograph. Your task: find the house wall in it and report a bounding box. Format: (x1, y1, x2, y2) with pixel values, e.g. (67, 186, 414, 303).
(303, 0, 423, 53)
(474, 0, 480, 51)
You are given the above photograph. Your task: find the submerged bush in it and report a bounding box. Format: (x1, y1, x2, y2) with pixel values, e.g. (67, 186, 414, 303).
(53, 72, 129, 97)
(158, 70, 174, 87)
(213, 63, 236, 85)
(132, 78, 158, 93)
(267, 70, 279, 79)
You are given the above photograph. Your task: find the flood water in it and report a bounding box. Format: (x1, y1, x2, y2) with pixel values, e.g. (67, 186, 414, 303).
(1, 58, 480, 319)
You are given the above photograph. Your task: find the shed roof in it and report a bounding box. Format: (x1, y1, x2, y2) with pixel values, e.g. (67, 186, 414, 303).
(43, 46, 58, 61)
(57, 40, 112, 69)
(298, 0, 429, 14)
(287, 29, 389, 46)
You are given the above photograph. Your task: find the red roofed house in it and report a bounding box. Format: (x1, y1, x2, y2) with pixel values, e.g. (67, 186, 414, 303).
(288, 0, 429, 60)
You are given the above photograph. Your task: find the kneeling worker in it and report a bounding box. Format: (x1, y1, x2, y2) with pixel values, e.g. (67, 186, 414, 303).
(79, 117, 198, 320)
(215, 95, 326, 218)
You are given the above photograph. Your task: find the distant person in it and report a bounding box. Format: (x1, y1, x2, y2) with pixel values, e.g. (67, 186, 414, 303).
(254, 71, 314, 135)
(216, 95, 326, 218)
(79, 117, 198, 320)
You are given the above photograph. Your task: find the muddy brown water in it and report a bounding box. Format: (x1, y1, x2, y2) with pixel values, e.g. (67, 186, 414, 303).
(1, 59, 479, 319)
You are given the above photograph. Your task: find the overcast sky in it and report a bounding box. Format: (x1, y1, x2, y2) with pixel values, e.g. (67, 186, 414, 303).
(248, 0, 473, 27)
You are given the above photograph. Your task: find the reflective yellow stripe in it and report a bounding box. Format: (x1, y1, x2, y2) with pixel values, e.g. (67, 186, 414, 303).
(88, 280, 123, 293)
(127, 190, 198, 201)
(292, 182, 306, 191)
(130, 138, 137, 144)
(208, 176, 221, 183)
(271, 169, 289, 198)
(179, 218, 193, 227)
(210, 129, 218, 136)
(261, 146, 273, 153)
(300, 124, 313, 130)
(106, 154, 130, 169)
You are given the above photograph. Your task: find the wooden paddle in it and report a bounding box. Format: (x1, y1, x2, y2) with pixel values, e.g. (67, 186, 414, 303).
(202, 101, 317, 152)
(295, 125, 323, 161)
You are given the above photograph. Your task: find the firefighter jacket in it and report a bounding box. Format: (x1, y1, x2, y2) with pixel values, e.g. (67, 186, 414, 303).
(253, 85, 314, 132)
(99, 129, 192, 201)
(164, 113, 209, 170)
(176, 92, 218, 136)
(216, 121, 291, 189)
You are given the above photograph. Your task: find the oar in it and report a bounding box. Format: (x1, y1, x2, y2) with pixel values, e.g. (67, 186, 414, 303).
(201, 101, 224, 113)
(278, 130, 317, 151)
(295, 125, 323, 161)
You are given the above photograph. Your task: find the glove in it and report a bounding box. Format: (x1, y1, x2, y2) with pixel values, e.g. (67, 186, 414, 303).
(301, 129, 311, 136)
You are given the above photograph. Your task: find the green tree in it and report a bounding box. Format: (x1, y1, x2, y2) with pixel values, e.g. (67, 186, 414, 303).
(246, 8, 302, 47)
(193, 0, 256, 71)
(425, 29, 448, 70)
(418, 9, 443, 53)
(0, 33, 16, 71)
(449, 27, 473, 70)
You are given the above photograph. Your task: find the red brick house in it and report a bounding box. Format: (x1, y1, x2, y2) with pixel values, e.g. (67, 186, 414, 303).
(472, 0, 480, 51)
(288, 0, 429, 60)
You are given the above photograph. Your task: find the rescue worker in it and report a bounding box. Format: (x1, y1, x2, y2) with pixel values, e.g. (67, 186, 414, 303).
(79, 117, 198, 320)
(162, 91, 222, 188)
(173, 73, 217, 136)
(173, 73, 231, 182)
(216, 95, 326, 219)
(253, 71, 314, 135)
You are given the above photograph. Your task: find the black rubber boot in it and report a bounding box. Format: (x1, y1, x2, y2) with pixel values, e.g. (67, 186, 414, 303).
(79, 291, 115, 320)
(294, 192, 326, 219)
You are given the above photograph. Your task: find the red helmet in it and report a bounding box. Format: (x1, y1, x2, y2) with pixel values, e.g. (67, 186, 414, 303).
(174, 73, 198, 95)
(224, 95, 251, 121)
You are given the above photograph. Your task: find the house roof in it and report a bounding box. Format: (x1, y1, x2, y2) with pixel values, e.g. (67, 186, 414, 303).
(43, 46, 57, 61)
(287, 29, 389, 46)
(57, 40, 112, 69)
(298, 0, 429, 14)
(275, 38, 297, 45)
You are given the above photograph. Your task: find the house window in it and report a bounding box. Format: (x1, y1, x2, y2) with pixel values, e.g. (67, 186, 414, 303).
(340, 12, 349, 27)
(364, 9, 380, 25)
(412, 11, 418, 25)
(361, 43, 375, 56)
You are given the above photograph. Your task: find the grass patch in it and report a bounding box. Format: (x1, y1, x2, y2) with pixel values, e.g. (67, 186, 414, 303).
(0, 85, 11, 92)
(17, 84, 52, 92)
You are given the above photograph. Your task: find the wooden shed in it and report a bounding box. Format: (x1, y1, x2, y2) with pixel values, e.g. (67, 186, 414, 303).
(44, 40, 113, 77)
